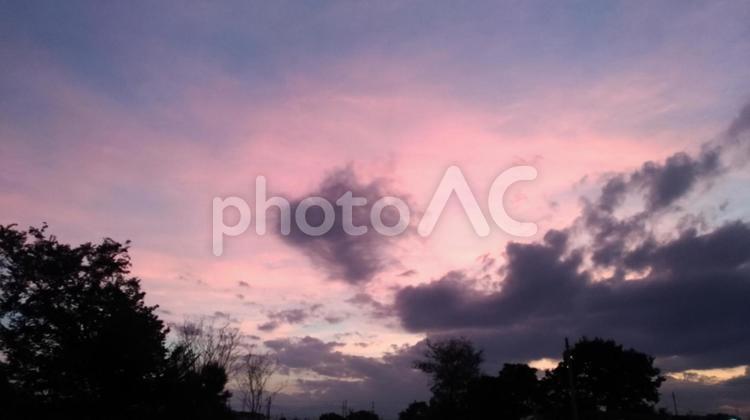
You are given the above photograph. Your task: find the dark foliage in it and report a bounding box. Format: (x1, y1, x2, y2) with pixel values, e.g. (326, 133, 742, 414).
(541, 337, 665, 419)
(399, 401, 431, 420)
(467, 363, 540, 419)
(320, 411, 379, 420)
(407, 337, 668, 420)
(0, 224, 231, 420)
(347, 410, 380, 420)
(414, 337, 483, 418)
(158, 344, 232, 419)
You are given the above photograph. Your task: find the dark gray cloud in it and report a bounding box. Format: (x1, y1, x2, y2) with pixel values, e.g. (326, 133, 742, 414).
(280, 167, 408, 284)
(213, 311, 231, 319)
(257, 321, 279, 332)
(579, 99, 750, 276)
(581, 149, 722, 272)
(324, 314, 348, 324)
(662, 369, 750, 414)
(396, 231, 584, 332)
(592, 98, 750, 219)
(396, 221, 750, 371)
(257, 305, 323, 332)
(591, 146, 722, 221)
(265, 336, 429, 418)
(579, 103, 750, 273)
(346, 292, 393, 319)
(635, 149, 722, 211)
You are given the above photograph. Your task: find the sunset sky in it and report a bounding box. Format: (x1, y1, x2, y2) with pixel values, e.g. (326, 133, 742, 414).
(2, 1, 750, 417)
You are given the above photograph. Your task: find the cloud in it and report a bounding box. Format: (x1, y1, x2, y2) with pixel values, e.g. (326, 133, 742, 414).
(258, 321, 280, 332)
(280, 167, 408, 284)
(581, 149, 722, 271)
(346, 292, 393, 319)
(633, 149, 722, 211)
(257, 305, 323, 332)
(213, 311, 231, 319)
(727, 102, 750, 139)
(400, 222, 750, 368)
(663, 368, 750, 413)
(585, 100, 750, 274)
(324, 314, 348, 324)
(398, 222, 750, 369)
(395, 102, 750, 374)
(578, 104, 750, 274)
(265, 336, 429, 418)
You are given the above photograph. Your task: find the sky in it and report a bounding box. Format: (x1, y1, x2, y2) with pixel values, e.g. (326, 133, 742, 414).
(1, 0, 750, 418)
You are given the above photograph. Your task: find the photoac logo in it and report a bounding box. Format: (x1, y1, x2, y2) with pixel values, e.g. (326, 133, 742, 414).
(212, 165, 538, 256)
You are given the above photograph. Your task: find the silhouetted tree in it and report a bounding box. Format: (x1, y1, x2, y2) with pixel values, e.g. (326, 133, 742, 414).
(467, 363, 540, 420)
(399, 401, 431, 420)
(414, 338, 483, 419)
(320, 413, 346, 420)
(0, 224, 233, 419)
(465, 375, 500, 419)
(496, 363, 540, 418)
(238, 350, 283, 417)
(174, 317, 243, 374)
(541, 337, 665, 419)
(0, 224, 168, 419)
(158, 343, 232, 419)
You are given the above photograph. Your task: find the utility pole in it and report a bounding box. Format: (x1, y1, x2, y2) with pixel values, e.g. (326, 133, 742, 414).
(371, 401, 375, 414)
(341, 400, 348, 417)
(672, 391, 679, 416)
(564, 338, 580, 420)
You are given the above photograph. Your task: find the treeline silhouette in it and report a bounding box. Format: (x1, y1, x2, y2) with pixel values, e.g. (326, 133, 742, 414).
(0, 225, 741, 420)
(398, 337, 669, 420)
(318, 411, 380, 420)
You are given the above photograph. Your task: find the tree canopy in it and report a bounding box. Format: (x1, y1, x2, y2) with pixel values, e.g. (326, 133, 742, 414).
(0, 224, 231, 419)
(414, 338, 483, 418)
(542, 337, 665, 418)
